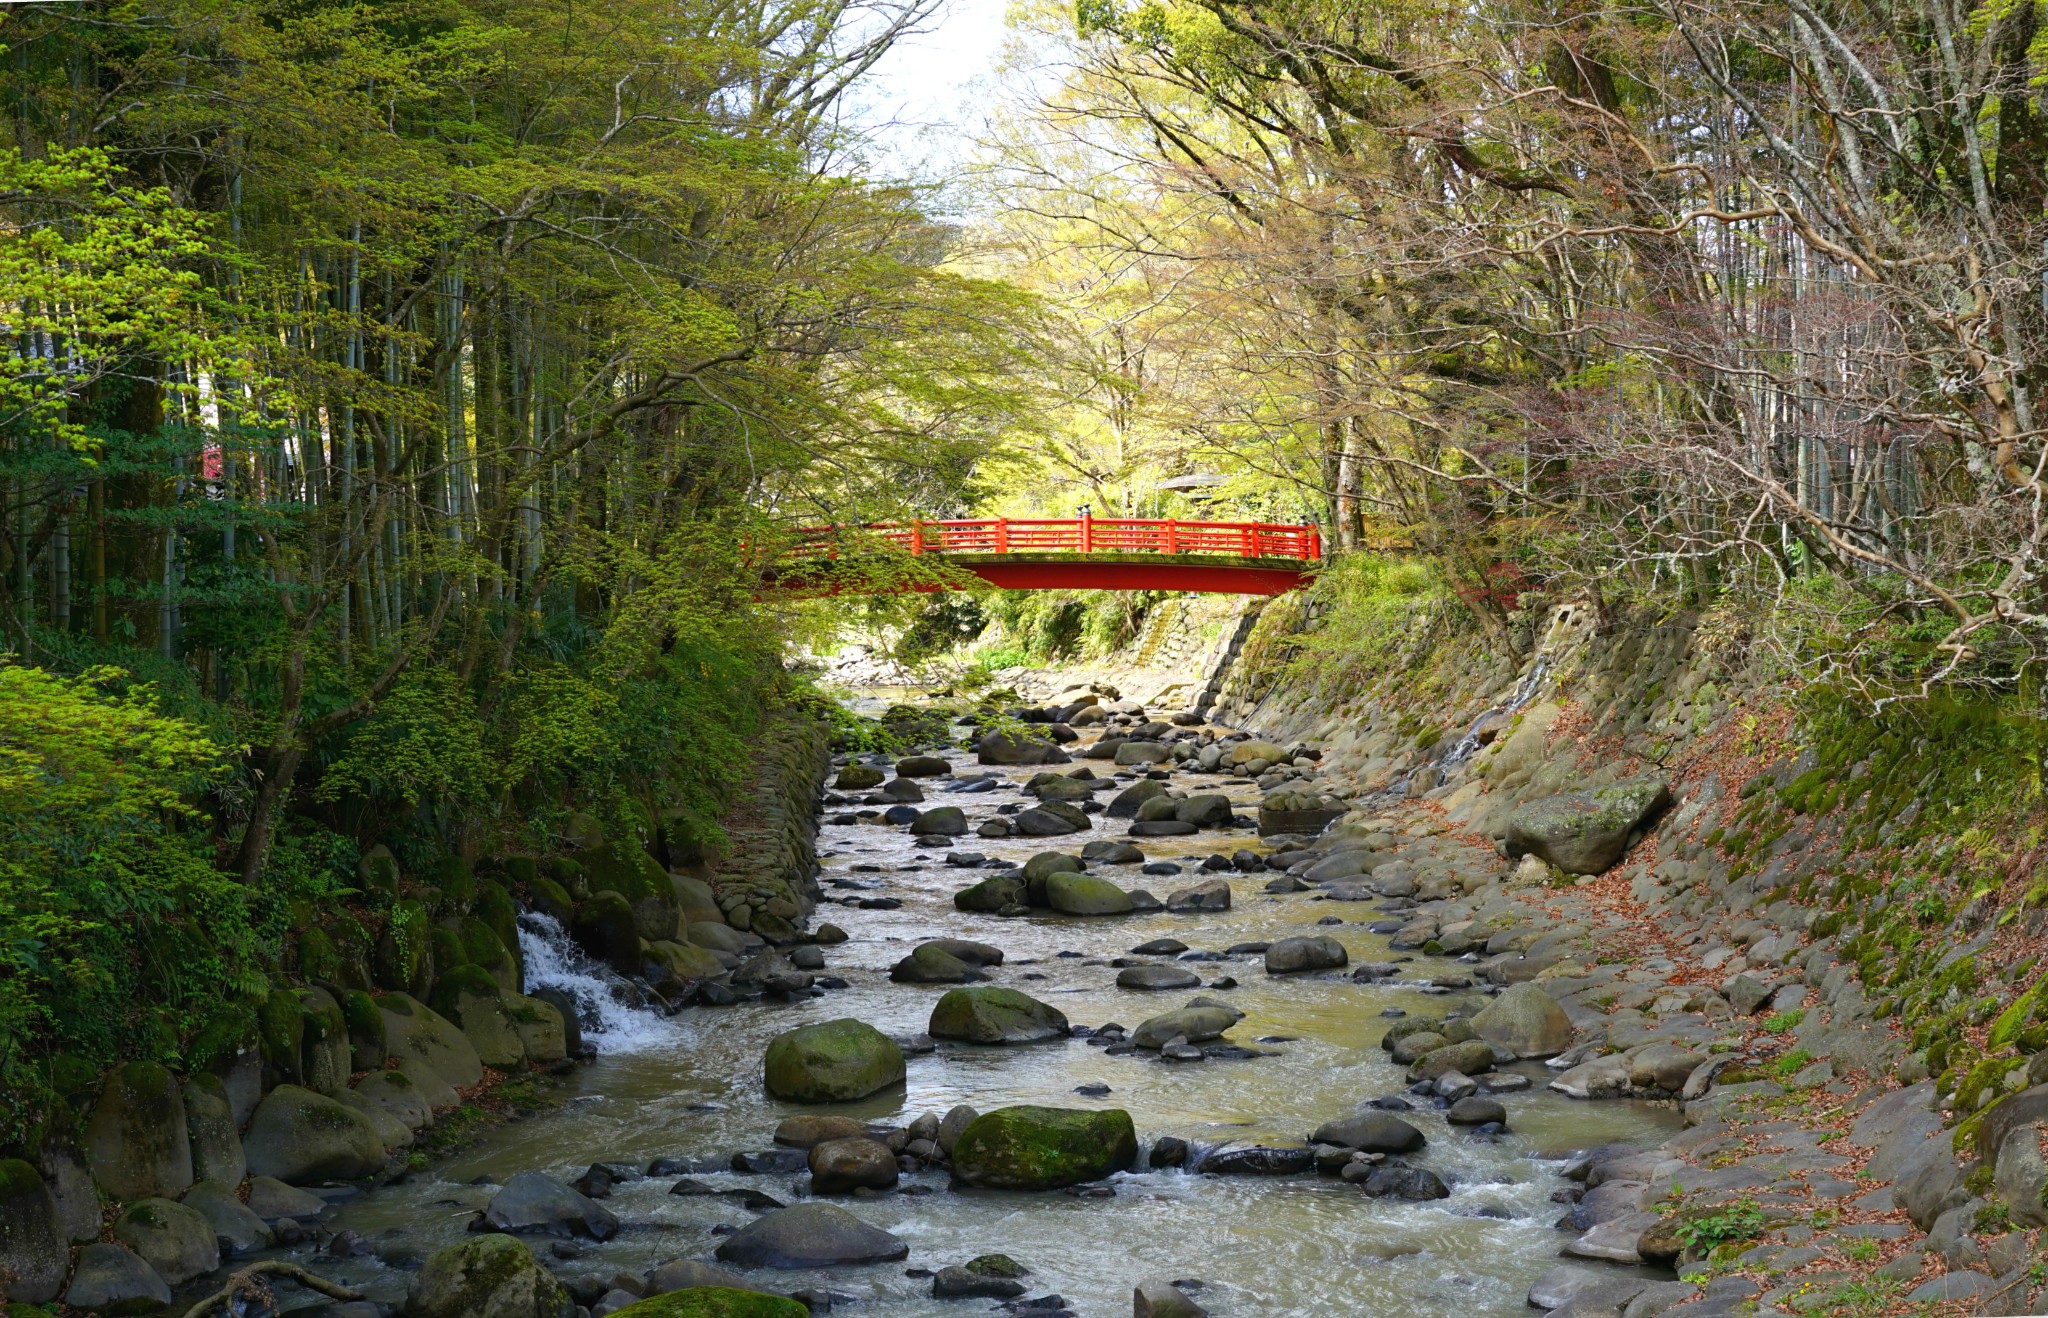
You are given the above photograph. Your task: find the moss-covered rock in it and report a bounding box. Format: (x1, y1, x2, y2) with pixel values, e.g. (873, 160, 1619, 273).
(928, 986, 1069, 1044)
(377, 992, 485, 1092)
(378, 900, 438, 994)
(762, 1019, 905, 1102)
(949, 1106, 1138, 1189)
(258, 987, 307, 1087)
(528, 875, 576, 926)
(342, 989, 388, 1070)
(182, 1073, 246, 1187)
(299, 926, 344, 983)
(573, 890, 642, 975)
(359, 844, 403, 905)
(954, 874, 1026, 913)
(474, 881, 522, 959)
(84, 1060, 193, 1201)
(430, 962, 504, 1020)
(609, 1288, 809, 1318)
(672, 874, 725, 928)
(408, 1233, 570, 1318)
(1043, 872, 1134, 916)
(506, 995, 567, 1065)
(1505, 774, 1671, 875)
(578, 842, 681, 941)
(243, 1085, 387, 1183)
(298, 987, 353, 1095)
(433, 854, 478, 915)
(460, 917, 522, 994)
(112, 1196, 218, 1286)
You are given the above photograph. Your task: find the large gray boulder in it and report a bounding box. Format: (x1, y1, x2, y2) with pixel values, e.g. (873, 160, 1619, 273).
(1470, 983, 1574, 1058)
(353, 1068, 436, 1131)
(484, 1171, 620, 1240)
(1134, 1280, 1210, 1317)
(929, 986, 1070, 1044)
(1264, 936, 1347, 974)
(85, 1060, 194, 1201)
(408, 1234, 571, 1318)
(112, 1197, 220, 1286)
(182, 1179, 274, 1256)
(1175, 794, 1234, 827)
(713, 1202, 909, 1268)
(246, 1174, 329, 1222)
(1015, 805, 1088, 836)
(762, 1019, 905, 1102)
(242, 1084, 388, 1184)
(183, 1074, 246, 1187)
(644, 1259, 754, 1294)
(1505, 775, 1670, 875)
(1108, 781, 1168, 817)
(1996, 1125, 2048, 1228)
(380, 992, 485, 1092)
(65, 1243, 172, 1313)
(0, 1158, 67, 1302)
(1165, 879, 1230, 912)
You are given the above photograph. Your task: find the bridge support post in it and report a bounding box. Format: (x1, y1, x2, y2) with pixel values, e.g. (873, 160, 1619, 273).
(1079, 508, 1093, 553)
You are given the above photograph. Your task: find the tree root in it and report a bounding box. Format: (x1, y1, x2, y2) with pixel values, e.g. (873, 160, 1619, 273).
(178, 1259, 364, 1318)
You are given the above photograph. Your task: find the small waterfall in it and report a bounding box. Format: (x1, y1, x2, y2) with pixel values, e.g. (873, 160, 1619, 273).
(517, 912, 678, 1053)
(1440, 655, 1553, 768)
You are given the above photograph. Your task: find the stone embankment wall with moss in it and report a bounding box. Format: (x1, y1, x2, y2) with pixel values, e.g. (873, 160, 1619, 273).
(1202, 592, 2048, 1241)
(0, 703, 832, 1310)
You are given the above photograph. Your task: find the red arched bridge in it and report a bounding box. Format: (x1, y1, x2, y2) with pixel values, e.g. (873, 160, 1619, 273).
(770, 516, 1323, 595)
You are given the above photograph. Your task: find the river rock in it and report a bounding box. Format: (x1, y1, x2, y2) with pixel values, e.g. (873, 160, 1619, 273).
(1505, 775, 1670, 875)
(835, 764, 884, 789)
(772, 1116, 869, 1150)
(1447, 1096, 1508, 1126)
(1175, 794, 1234, 827)
(1016, 806, 1087, 836)
(1359, 1164, 1450, 1200)
(1108, 781, 1168, 816)
(1264, 936, 1347, 974)
(763, 1019, 905, 1102)
(1469, 983, 1574, 1058)
(1628, 1044, 1706, 1091)
(485, 1171, 620, 1239)
(897, 754, 951, 777)
(609, 1289, 808, 1317)
(112, 1196, 220, 1286)
(955, 874, 1027, 912)
(182, 1178, 274, 1255)
(1117, 965, 1201, 991)
(1133, 1280, 1209, 1317)
(1389, 1031, 1448, 1065)
(929, 985, 1070, 1043)
(409, 1233, 570, 1318)
(1199, 1145, 1314, 1175)
(1042, 872, 1132, 915)
(645, 1259, 756, 1295)
(85, 1060, 194, 1201)
(65, 1242, 172, 1313)
(933, 1265, 1026, 1299)
(243, 1085, 387, 1183)
(1409, 1040, 1496, 1080)
(938, 1104, 978, 1154)
(1083, 840, 1147, 863)
(714, 1202, 908, 1268)
(911, 806, 970, 836)
(1309, 1113, 1426, 1153)
(890, 942, 978, 983)
(246, 1175, 328, 1224)
(807, 1138, 899, 1193)
(978, 730, 1062, 765)
(1132, 1005, 1242, 1049)
(0, 1158, 67, 1302)
(949, 1106, 1139, 1189)
(1166, 879, 1231, 912)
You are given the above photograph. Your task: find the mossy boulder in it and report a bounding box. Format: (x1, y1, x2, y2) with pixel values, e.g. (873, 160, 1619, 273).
(672, 874, 726, 928)
(528, 875, 576, 927)
(430, 962, 504, 1021)
(909, 806, 969, 836)
(1130, 1006, 1241, 1049)
(84, 1060, 193, 1200)
(378, 992, 485, 1093)
(573, 891, 643, 975)
(1044, 872, 1134, 916)
(713, 1203, 908, 1269)
(408, 1233, 571, 1318)
(762, 1019, 905, 1102)
(342, 989, 389, 1071)
(949, 1106, 1139, 1189)
(352, 1069, 435, 1131)
(577, 842, 681, 941)
(0, 1158, 66, 1302)
(1108, 780, 1168, 817)
(474, 881, 522, 960)
(459, 917, 522, 994)
(609, 1289, 808, 1318)
(649, 939, 727, 988)
(954, 874, 1026, 913)
(1470, 983, 1574, 1059)
(378, 900, 438, 994)
(359, 844, 403, 904)
(928, 987, 1070, 1044)
(1505, 774, 1671, 875)
(258, 988, 307, 1087)
(112, 1197, 219, 1286)
(835, 765, 885, 789)
(243, 1085, 387, 1183)
(297, 986, 353, 1095)
(433, 854, 478, 915)
(506, 995, 567, 1065)
(183, 1073, 246, 1187)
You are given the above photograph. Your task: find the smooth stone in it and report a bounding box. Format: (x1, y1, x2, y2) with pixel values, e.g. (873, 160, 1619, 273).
(713, 1202, 909, 1269)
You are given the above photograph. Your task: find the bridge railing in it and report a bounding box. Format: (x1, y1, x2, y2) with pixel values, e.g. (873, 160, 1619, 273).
(782, 517, 1323, 562)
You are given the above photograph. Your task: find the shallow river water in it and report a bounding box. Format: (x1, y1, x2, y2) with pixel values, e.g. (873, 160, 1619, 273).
(321, 703, 1680, 1316)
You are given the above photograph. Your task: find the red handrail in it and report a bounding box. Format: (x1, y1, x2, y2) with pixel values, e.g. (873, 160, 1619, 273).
(780, 518, 1324, 563)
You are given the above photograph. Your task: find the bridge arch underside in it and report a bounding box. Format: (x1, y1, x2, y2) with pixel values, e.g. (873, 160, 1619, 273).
(772, 552, 1314, 596)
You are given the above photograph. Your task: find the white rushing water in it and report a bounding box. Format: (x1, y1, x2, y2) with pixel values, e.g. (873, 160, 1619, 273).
(517, 912, 682, 1053)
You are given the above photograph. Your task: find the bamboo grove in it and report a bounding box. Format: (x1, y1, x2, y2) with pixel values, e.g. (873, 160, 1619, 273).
(986, 0, 2048, 682)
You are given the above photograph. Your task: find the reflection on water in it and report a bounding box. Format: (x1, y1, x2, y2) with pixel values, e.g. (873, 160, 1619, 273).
(324, 708, 1679, 1315)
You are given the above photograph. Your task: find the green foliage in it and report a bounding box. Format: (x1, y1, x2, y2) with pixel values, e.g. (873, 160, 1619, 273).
(1760, 1009, 1805, 1034)
(0, 663, 248, 1140)
(1279, 555, 1451, 692)
(1668, 1198, 1766, 1252)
